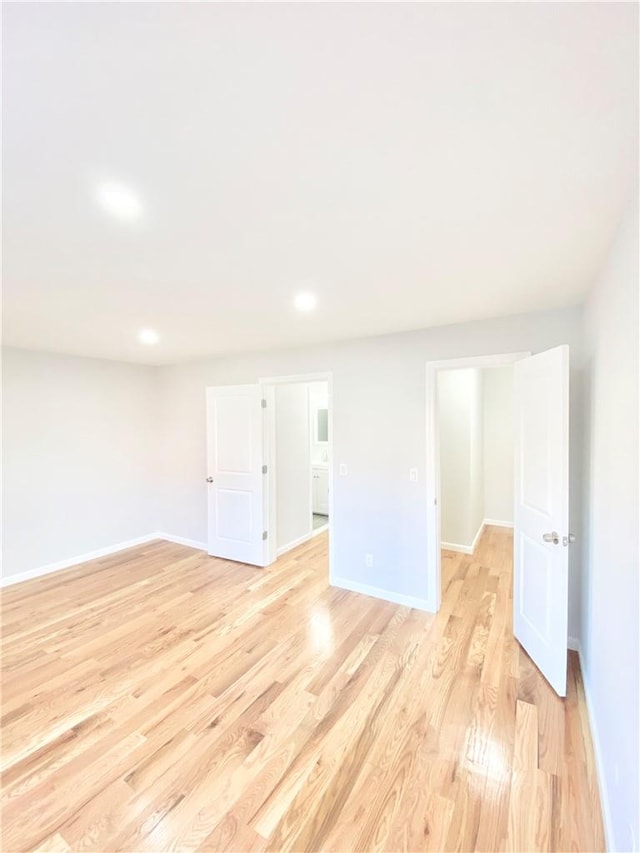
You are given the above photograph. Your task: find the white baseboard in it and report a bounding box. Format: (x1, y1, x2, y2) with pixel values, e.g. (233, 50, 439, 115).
(442, 520, 486, 556)
(0, 531, 210, 589)
(312, 522, 329, 537)
(441, 541, 474, 555)
(573, 639, 614, 852)
(156, 532, 207, 551)
(331, 575, 434, 613)
(276, 530, 314, 557)
(470, 521, 485, 553)
(0, 533, 159, 588)
(442, 520, 514, 557)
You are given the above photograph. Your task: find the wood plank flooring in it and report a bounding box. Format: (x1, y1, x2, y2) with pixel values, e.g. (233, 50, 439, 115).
(1, 526, 604, 852)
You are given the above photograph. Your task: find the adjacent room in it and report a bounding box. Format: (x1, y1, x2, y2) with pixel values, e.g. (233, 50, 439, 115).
(1, 3, 638, 853)
(438, 363, 515, 592)
(272, 377, 331, 559)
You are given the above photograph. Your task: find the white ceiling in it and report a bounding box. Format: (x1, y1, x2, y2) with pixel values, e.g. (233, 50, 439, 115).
(3, 2, 638, 365)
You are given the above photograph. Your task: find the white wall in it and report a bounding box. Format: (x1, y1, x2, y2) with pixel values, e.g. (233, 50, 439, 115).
(156, 306, 585, 620)
(439, 364, 514, 551)
(274, 383, 312, 553)
(3, 308, 586, 635)
(581, 196, 639, 852)
(483, 365, 514, 524)
(438, 368, 484, 550)
(2, 348, 159, 580)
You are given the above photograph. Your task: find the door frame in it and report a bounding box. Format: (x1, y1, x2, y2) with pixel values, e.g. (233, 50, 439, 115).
(259, 372, 334, 579)
(425, 352, 530, 612)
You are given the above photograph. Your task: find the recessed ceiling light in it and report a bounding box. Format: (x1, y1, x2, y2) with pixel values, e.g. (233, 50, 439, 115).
(293, 292, 317, 312)
(138, 328, 159, 345)
(96, 181, 142, 220)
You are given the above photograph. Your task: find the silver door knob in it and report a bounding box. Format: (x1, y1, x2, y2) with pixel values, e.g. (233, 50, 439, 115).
(563, 533, 576, 546)
(206, 476, 214, 483)
(542, 531, 560, 545)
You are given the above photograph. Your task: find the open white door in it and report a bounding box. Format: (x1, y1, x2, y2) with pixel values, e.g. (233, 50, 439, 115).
(206, 384, 270, 567)
(514, 345, 570, 696)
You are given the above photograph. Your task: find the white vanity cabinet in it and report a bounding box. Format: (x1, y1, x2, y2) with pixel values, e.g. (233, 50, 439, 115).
(312, 466, 329, 516)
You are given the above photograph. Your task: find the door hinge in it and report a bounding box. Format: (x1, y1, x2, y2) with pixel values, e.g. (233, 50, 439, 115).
(262, 464, 268, 474)
(261, 398, 267, 408)
(262, 530, 268, 541)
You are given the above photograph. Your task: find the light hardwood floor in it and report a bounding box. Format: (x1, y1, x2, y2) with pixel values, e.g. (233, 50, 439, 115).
(1, 527, 603, 852)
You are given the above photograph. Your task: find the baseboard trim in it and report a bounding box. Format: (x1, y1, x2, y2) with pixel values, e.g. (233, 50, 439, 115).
(0, 531, 211, 589)
(441, 541, 474, 555)
(312, 523, 329, 538)
(276, 531, 314, 557)
(470, 521, 485, 553)
(442, 521, 485, 556)
(331, 575, 434, 613)
(156, 532, 207, 552)
(483, 518, 514, 529)
(0, 533, 159, 588)
(573, 639, 614, 852)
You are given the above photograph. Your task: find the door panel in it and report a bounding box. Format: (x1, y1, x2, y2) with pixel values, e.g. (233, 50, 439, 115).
(514, 345, 569, 696)
(216, 489, 253, 542)
(206, 385, 268, 566)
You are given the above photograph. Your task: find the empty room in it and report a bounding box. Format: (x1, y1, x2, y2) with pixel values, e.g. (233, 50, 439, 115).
(1, 3, 638, 853)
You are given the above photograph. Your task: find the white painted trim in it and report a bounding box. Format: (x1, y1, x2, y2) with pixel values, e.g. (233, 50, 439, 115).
(312, 522, 329, 537)
(0, 533, 160, 588)
(426, 351, 530, 613)
(426, 352, 532, 373)
(276, 531, 314, 557)
(441, 541, 474, 555)
(483, 518, 514, 529)
(572, 640, 614, 852)
(567, 635, 580, 651)
(0, 532, 213, 589)
(471, 521, 485, 554)
(259, 371, 334, 585)
(332, 575, 434, 613)
(157, 532, 207, 551)
(441, 520, 485, 556)
(259, 372, 332, 385)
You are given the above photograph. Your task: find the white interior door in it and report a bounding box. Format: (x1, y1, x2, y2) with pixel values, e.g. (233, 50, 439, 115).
(206, 384, 269, 566)
(514, 345, 570, 696)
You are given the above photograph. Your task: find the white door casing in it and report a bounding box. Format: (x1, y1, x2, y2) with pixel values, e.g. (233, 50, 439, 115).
(513, 345, 570, 696)
(206, 384, 270, 567)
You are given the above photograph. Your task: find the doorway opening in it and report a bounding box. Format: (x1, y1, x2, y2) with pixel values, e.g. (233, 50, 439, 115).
(261, 372, 333, 573)
(437, 362, 515, 594)
(426, 347, 572, 697)
(204, 372, 332, 575)
(425, 353, 528, 613)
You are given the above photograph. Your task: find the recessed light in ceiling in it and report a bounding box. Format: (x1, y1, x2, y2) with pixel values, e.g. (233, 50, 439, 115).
(293, 292, 317, 312)
(138, 328, 159, 345)
(96, 181, 143, 220)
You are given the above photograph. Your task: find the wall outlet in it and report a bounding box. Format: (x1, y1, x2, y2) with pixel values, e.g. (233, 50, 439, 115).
(365, 553, 373, 567)
(339, 463, 348, 476)
(409, 468, 418, 482)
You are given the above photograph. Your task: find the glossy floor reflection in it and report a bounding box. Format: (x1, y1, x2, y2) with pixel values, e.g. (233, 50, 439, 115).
(1, 527, 603, 851)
